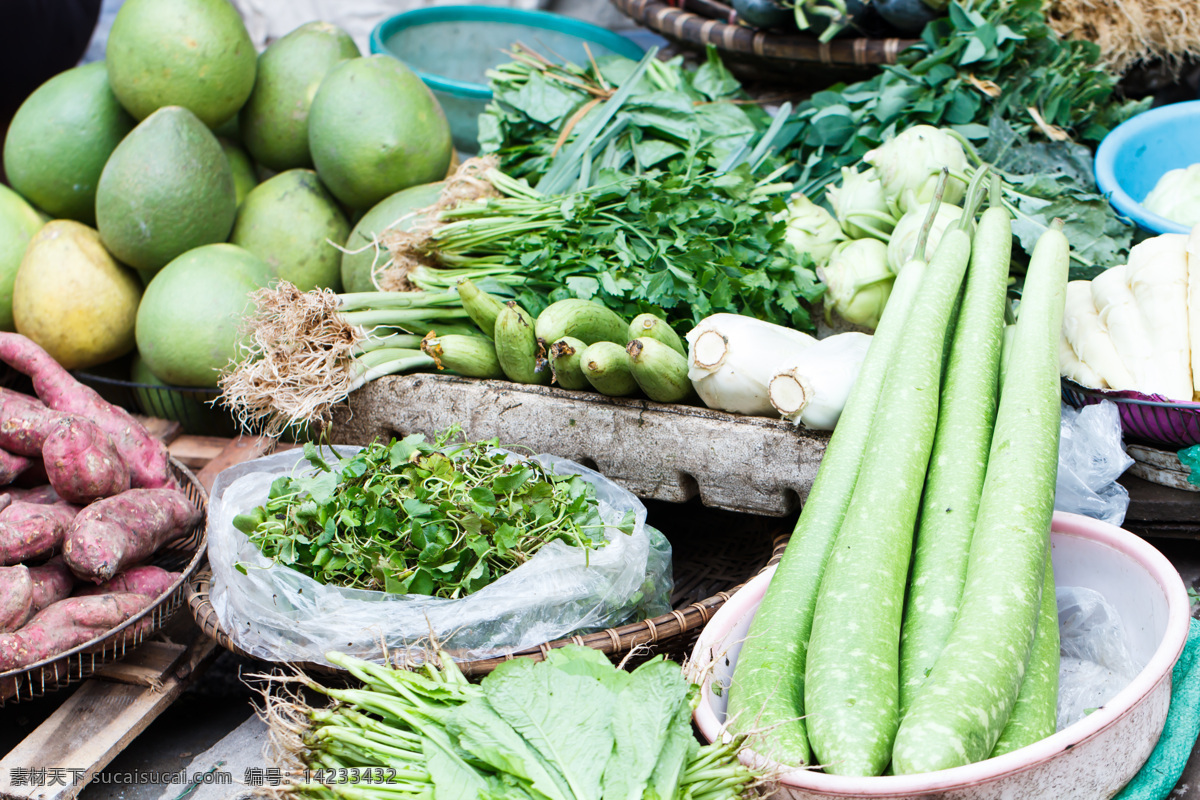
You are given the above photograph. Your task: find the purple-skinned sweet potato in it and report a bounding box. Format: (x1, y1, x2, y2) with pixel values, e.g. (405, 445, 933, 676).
(75, 565, 178, 599)
(0, 448, 33, 486)
(63, 488, 200, 583)
(0, 557, 76, 633)
(42, 416, 131, 504)
(4, 485, 61, 505)
(0, 501, 81, 565)
(0, 591, 153, 672)
(0, 388, 58, 457)
(0, 334, 174, 490)
(0, 565, 33, 633)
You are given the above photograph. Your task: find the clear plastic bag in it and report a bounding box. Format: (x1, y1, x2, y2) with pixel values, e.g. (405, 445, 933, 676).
(1054, 402, 1134, 526)
(1056, 585, 1142, 731)
(206, 447, 673, 667)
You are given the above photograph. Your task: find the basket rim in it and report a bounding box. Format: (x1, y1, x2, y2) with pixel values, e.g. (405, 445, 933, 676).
(1061, 377, 1200, 411)
(72, 369, 222, 398)
(608, 0, 918, 66)
(187, 533, 789, 676)
(0, 458, 209, 682)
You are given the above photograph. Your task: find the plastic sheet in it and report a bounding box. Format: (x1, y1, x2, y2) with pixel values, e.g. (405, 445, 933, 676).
(1057, 585, 1142, 731)
(1054, 401, 1134, 526)
(207, 446, 672, 667)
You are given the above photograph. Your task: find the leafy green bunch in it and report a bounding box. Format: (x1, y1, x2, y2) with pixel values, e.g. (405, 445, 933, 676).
(234, 429, 633, 599)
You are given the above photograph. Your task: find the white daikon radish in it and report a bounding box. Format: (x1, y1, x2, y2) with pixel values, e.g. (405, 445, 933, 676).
(1063, 280, 1135, 391)
(768, 332, 872, 429)
(1187, 223, 1200, 397)
(1126, 233, 1193, 401)
(1091, 264, 1160, 393)
(1059, 325, 1106, 389)
(686, 314, 818, 415)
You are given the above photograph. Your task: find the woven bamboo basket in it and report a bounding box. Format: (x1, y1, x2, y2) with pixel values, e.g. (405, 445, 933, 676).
(0, 459, 208, 704)
(188, 513, 789, 678)
(609, 0, 918, 81)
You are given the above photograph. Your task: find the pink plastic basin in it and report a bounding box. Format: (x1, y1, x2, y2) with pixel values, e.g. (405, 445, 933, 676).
(691, 511, 1191, 799)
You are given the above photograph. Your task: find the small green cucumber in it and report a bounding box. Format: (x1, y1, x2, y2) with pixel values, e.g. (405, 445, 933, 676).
(457, 278, 507, 337)
(420, 333, 504, 379)
(494, 301, 549, 385)
(629, 313, 686, 357)
(535, 298, 628, 346)
(549, 336, 590, 391)
(581, 341, 637, 396)
(626, 338, 693, 403)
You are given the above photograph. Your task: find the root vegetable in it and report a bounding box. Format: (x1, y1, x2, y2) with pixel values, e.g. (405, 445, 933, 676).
(42, 415, 131, 504)
(0, 333, 173, 489)
(0, 501, 80, 565)
(768, 332, 873, 430)
(3, 485, 61, 505)
(0, 566, 33, 632)
(76, 565, 179, 599)
(63, 488, 200, 582)
(0, 388, 57, 456)
(0, 448, 33, 485)
(0, 591, 154, 672)
(30, 557, 75, 613)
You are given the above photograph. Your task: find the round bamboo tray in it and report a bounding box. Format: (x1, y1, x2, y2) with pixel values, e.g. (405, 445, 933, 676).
(609, 0, 918, 79)
(0, 459, 209, 704)
(188, 518, 790, 678)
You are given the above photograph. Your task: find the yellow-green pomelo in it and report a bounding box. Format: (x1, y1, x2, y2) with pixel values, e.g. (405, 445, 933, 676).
(0, 186, 46, 332)
(229, 169, 349, 291)
(136, 243, 273, 387)
(105, 0, 256, 128)
(308, 55, 452, 210)
(95, 106, 237, 275)
(13, 220, 142, 369)
(240, 21, 360, 171)
(3, 62, 135, 225)
(341, 181, 442, 293)
(131, 353, 236, 436)
(220, 138, 258, 207)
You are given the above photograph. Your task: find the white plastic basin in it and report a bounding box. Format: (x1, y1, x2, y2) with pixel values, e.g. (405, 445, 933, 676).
(691, 511, 1191, 799)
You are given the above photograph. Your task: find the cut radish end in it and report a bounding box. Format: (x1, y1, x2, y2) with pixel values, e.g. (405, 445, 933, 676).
(692, 330, 730, 371)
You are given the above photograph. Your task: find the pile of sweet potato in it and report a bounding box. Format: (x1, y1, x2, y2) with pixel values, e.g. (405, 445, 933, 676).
(0, 334, 202, 685)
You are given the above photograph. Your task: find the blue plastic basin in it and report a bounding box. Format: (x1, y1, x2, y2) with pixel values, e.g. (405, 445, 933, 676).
(1094, 100, 1200, 235)
(370, 7, 645, 155)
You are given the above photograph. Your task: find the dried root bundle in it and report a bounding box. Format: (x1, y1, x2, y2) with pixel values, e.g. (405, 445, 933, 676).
(1047, 0, 1200, 74)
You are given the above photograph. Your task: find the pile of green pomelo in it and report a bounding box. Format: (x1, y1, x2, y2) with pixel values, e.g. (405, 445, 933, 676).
(0, 0, 453, 407)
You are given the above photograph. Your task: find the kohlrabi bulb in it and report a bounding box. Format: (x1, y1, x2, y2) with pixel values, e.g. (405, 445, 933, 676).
(818, 238, 894, 330)
(865, 125, 968, 214)
(886, 200, 963, 273)
(826, 166, 897, 241)
(784, 193, 846, 267)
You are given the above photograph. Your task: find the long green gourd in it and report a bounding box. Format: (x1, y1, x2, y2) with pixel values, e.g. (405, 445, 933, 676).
(722, 259, 927, 767)
(990, 546, 1060, 757)
(892, 221, 1069, 774)
(898, 204, 1013, 717)
(802, 222, 973, 776)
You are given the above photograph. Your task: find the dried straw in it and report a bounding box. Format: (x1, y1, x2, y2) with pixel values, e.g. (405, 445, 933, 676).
(218, 282, 364, 437)
(1046, 0, 1199, 74)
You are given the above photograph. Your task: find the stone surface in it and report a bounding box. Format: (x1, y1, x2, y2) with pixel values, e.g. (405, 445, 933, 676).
(330, 374, 829, 517)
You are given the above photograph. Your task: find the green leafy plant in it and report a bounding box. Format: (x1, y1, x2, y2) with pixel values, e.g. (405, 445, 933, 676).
(233, 427, 633, 598)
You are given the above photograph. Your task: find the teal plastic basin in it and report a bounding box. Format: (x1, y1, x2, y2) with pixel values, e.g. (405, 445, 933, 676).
(370, 6, 645, 155)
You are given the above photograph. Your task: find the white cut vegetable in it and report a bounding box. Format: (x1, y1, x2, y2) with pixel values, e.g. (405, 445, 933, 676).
(768, 332, 872, 429)
(1091, 264, 1160, 393)
(1062, 280, 1135, 391)
(1143, 164, 1200, 228)
(685, 314, 817, 415)
(1059, 325, 1106, 389)
(1125, 233, 1192, 401)
(1187, 223, 1200, 397)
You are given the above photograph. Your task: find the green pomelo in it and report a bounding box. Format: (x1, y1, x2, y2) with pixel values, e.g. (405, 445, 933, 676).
(229, 169, 349, 291)
(0, 186, 47, 332)
(308, 55, 452, 210)
(3, 62, 135, 225)
(220, 137, 258, 207)
(95, 106, 237, 275)
(105, 0, 256, 128)
(13, 220, 142, 369)
(136, 243, 273, 387)
(341, 181, 443, 293)
(131, 353, 236, 436)
(240, 21, 360, 171)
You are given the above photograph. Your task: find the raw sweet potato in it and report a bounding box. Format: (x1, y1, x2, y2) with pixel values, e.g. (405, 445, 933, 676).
(0, 334, 173, 490)
(0, 388, 58, 456)
(0, 565, 33, 633)
(0, 448, 33, 486)
(0, 591, 153, 672)
(0, 501, 81, 565)
(30, 557, 75, 612)
(42, 416, 131, 504)
(3, 485, 61, 505)
(63, 488, 200, 582)
(75, 565, 178, 599)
